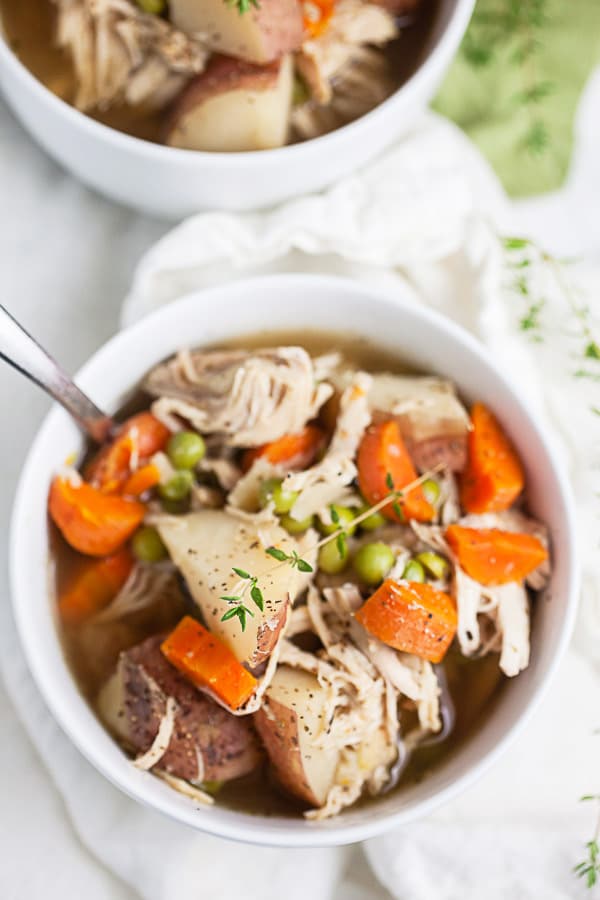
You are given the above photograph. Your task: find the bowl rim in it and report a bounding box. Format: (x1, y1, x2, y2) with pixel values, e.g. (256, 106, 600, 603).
(9, 273, 579, 847)
(0, 0, 475, 167)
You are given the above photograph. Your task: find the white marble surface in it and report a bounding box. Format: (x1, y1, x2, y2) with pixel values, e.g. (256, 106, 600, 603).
(0, 67, 599, 899)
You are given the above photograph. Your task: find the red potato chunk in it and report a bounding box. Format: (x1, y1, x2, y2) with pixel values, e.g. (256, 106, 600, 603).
(166, 54, 293, 152)
(98, 635, 262, 783)
(254, 666, 340, 807)
(170, 0, 304, 64)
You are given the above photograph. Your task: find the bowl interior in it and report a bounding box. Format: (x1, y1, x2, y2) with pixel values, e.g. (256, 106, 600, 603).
(10, 275, 578, 846)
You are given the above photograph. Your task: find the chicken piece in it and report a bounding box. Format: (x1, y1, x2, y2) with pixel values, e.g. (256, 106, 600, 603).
(170, 0, 304, 64)
(146, 347, 332, 447)
(369, 374, 471, 472)
(53, 0, 208, 111)
(155, 509, 316, 669)
(296, 0, 397, 104)
(284, 371, 372, 521)
(411, 521, 533, 677)
(166, 54, 293, 152)
(291, 45, 396, 141)
(98, 635, 262, 781)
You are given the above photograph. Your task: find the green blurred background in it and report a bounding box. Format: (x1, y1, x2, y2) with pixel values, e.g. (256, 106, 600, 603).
(434, 0, 600, 196)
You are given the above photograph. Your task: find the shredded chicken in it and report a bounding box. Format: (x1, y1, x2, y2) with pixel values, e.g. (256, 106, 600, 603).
(296, 0, 397, 104)
(285, 372, 372, 520)
(148, 348, 332, 447)
(292, 44, 396, 141)
(53, 0, 208, 111)
(91, 562, 178, 624)
(133, 695, 177, 771)
(412, 520, 533, 676)
(154, 770, 214, 806)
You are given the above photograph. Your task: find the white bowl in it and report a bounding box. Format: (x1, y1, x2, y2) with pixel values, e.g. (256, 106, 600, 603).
(10, 274, 578, 846)
(0, 1, 474, 218)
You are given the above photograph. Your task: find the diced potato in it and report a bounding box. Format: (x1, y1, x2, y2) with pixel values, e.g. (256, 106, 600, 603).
(170, 0, 304, 64)
(254, 666, 340, 806)
(369, 374, 470, 472)
(156, 509, 311, 668)
(166, 54, 293, 152)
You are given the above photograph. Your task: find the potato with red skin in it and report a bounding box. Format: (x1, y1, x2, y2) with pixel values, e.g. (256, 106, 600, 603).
(170, 0, 304, 65)
(166, 54, 293, 152)
(98, 635, 262, 784)
(254, 667, 340, 806)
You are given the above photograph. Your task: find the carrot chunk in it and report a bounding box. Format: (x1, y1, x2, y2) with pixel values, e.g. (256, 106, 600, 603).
(49, 477, 146, 557)
(460, 404, 524, 513)
(355, 579, 457, 663)
(357, 420, 434, 522)
(58, 548, 134, 626)
(161, 616, 258, 710)
(446, 525, 548, 586)
(86, 412, 170, 493)
(122, 463, 162, 498)
(242, 424, 325, 473)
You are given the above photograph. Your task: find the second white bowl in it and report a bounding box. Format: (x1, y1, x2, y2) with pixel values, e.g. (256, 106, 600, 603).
(10, 274, 578, 846)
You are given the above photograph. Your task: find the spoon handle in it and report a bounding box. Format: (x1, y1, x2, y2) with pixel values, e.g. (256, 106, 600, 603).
(0, 304, 114, 443)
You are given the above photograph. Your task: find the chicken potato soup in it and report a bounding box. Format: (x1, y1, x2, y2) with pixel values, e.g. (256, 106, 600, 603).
(1, 0, 438, 152)
(49, 335, 550, 819)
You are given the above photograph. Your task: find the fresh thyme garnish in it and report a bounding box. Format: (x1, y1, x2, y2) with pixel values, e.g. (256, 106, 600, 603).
(221, 466, 444, 631)
(574, 795, 600, 888)
(461, 0, 554, 158)
(226, 0, 260, 13)
(503, 235, 600, 415)
(219, 568, 265, 630)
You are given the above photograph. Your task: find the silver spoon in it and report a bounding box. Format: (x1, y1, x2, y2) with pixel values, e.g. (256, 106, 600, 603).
(0, 304, 115, 443)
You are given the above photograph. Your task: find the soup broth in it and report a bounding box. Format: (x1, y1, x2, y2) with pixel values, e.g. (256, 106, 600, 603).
(53, 330, 507, 817)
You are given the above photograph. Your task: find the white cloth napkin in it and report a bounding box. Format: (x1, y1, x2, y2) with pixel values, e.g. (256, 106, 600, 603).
(3, 103, 600, 900)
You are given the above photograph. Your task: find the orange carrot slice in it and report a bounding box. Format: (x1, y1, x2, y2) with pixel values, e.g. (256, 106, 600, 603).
(357, 420, 434, 522)
(58, 548, 134, 626)
(355, 579, 457, 663)
(242, 424, 325, 473)
(122, 463, 161, 498)
(460, 404, 524, 514)
(86, 412, 169, 493)
(161, 616, 258, 710)
(49, 477, 146, 557)
(446, 525, 548, 585)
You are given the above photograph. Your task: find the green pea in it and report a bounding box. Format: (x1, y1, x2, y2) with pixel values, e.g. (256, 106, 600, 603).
(158, 469, 194, 502)
(317, 505, 357, 537)
(136, 0, 166, 13)
(167, 431, 206, 470)
(317, 536, 348, 574)
(402, 558, 426, 583)
(357, 504, 386, 532)
(132, 526, 168, 563)
(353, 542, 395, 586)
(422, 478, 441, 505)
(416, 551, 450, 580)
(279, 513, 315, 534)
(259, 478, 299, 514)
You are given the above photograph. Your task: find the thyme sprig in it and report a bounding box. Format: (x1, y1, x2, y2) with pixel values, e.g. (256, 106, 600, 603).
(574, 795, 600, 888)
(220, 465, 444, 630)
(503, 236, 600, 410)
(219, 568, 265, 631)
(461, 0, 554, 158)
